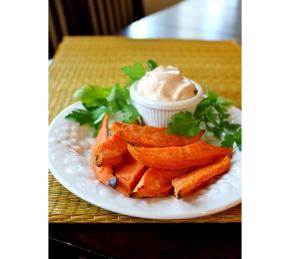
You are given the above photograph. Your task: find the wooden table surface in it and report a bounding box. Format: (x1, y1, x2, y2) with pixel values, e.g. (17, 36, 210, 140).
(120, 0, 241, 44)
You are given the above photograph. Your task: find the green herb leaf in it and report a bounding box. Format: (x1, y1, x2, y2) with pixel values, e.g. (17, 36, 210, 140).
(167, 112, 201, 137)
(120, 104, 139, 123)
(73, 84, 111, 108)
(65, 105, 106, 128)
(92, 106, 107, 124)
(147, 59, 158, 70)
(222, 121, 241, 133)
(120, 63, 146, 81)
(221, 127, 241, 151)
(67, 81, 140, 135)
(167, 90, 242, 149)
(107, 84, 130, 106)
(234, 128, 242, 151)
(194, 99, 211, 119)
(205, 106, 220, 126)
(65, 109, 95, 126)
(216, 96, 232, 108)
(207, 91, 218, 102)
(221, 134, 235, 148)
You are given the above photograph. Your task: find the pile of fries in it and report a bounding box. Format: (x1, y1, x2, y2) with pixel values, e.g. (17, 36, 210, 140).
(91, 115, 232, 198)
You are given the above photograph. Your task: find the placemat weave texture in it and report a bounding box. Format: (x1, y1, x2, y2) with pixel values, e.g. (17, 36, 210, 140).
(49, 36, 241, 223)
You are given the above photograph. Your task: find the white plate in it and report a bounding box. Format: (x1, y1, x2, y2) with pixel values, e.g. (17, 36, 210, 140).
(48, 102, 241, 219)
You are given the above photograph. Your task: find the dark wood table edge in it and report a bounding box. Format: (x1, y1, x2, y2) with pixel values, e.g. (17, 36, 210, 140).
(49, 223, 241, 258)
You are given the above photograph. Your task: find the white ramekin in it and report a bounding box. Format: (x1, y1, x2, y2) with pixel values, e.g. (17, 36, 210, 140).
(130, 80, 204, 127)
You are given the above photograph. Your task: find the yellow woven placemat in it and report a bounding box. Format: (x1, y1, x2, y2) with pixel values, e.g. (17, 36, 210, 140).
(49, 36, 241, 223)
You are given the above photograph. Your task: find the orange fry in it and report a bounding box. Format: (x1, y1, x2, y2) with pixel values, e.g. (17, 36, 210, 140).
(95, 114, 109, 146)
(172, 155, 231, 198)
(112, 121, 204, 147)
(128, 140, 232, 170)
(92, 165, 114, 186)
(94, 135, 128, 167)
(132, 168, 188, 198)
(114, 154, 147, 196)
(91, 114, 114, 185)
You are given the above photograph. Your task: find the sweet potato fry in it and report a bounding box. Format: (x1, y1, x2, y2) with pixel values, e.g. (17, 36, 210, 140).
(95, 114, 109, 146)
(128, 140, 232, 170)
(172, 155, 231, 198)
(132, 168, 188, 198)
(94, 135, 128, 167)
(114, 154, 147, 196)
(91, 114, 114, 185)
(112, 121, 204, 147)
(92, 165, 114, 186)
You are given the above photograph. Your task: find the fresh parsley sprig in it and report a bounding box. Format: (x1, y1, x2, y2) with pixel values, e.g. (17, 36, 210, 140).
(167, 90, 242, 150)
(147, 59, 158, 71)
(65, 60, 158, 135)
(120, 59, 158, 86)
(66, 84, 140, 136)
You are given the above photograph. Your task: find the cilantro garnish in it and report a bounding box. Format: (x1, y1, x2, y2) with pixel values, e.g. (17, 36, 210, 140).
(66, 60, 158, 135)
(120, 63, 146, 86)
(167, 112, 201, 137)
(167, 90, 242, 150)
(147, 59, 158, 71)
(66, 84, 139, 136)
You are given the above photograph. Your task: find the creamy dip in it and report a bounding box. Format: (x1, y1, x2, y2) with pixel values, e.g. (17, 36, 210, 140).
(136, 66, 196, 102)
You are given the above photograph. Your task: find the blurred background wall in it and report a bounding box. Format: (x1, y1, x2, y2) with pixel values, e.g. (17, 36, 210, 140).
(49, 0, 182, 58)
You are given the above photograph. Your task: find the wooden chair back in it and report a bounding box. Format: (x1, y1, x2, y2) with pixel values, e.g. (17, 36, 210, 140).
(49, 0, 144, 57)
